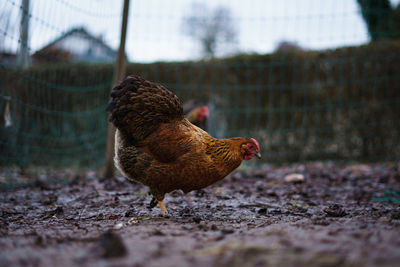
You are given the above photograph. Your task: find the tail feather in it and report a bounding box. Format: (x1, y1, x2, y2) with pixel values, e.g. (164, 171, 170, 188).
(107, 75, 184, 144)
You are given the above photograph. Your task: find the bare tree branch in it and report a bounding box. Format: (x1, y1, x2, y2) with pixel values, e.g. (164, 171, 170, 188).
(182, 3, 237, 58)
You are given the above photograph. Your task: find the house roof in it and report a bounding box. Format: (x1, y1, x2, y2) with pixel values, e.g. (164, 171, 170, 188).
(35, 26, 117, 57)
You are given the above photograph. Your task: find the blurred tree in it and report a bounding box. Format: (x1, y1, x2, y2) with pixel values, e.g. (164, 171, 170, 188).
(182, 3, 237, 58)
(357, 0, 399, 40)
(275, 40, 303, 52)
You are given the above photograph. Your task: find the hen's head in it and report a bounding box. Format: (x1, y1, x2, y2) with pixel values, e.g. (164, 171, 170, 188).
(196, 106, 209, 122)
(241, 138, 261, 160)
(186, 105, 209, 125)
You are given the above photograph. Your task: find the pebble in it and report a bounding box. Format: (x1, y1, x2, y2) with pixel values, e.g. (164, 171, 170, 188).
(323, 204, 347, 217)
(127, 218, 138, 225)
(152, 229, 165, 236)
(221, 227, 235, 234)
(215, 235, 225, 241)
(192, 216, 202, 223)
(284, 173, 305, 183)
(124, 209, 135, 217)
(257, 208, 268, 215)
(100, 230, 127, 258)
(113, 222, 124, 230)
(182, 225, 193, 231)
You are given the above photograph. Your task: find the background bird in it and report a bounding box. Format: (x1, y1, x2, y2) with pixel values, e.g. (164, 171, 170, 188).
(183, 100, 209, 131)
(107, 76, 261, 216)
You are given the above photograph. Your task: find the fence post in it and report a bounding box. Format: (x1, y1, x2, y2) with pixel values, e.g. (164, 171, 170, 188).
(104, 0, 130, 179)
(17, 0, 30, 68)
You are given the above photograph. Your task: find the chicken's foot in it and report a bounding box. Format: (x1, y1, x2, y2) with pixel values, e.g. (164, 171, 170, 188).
(148, 197, 157, 210)
(158, 200, 168, 217)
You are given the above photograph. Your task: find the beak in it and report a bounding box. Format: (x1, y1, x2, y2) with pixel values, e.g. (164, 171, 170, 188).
(255, 152, 261, 159)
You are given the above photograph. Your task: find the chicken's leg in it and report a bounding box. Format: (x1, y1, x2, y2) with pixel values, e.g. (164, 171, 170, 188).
(148, 197, 157, 210)
(158, 200, 168, 217)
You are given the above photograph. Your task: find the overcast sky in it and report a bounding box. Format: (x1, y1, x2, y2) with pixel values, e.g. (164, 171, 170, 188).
(2, 0, 400, 62)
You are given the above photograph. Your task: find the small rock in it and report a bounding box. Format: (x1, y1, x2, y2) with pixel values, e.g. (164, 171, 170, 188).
(192, 216, 202, 223)
(215, 235, 225, 241)
(95, 213, 105, 220)
(266, 191, 279, 197)
(257, 208, 268, 215)
(179, 207, 193, 217)
(124, 209, 135, 217)
(182, 225, 193, 231)
(221, 227, 235, 234)
(312, 217, 330, 226)
(34, 234, 47, 247)
(284, 173, 305, 183)
(108, 214, 119, 220)
(99, 230, 127, 258)
(41, 194, 58, 205)
(113, 222, 124, 230)
(390, 210, 400, 220)
(34, 178, 50, 190)
(197, 222, 209, 231)
(42, 206, 64, 219)
(269, 208, 283, 215)
(127, 218, 138, 225)
(54, 206, 64, 215)
(252, 170, 267, 178)
(195, 190, 206, 197)
(323, 204, 347, 217)
(152, 229, 165, 236)
(213, 187, 222, 195)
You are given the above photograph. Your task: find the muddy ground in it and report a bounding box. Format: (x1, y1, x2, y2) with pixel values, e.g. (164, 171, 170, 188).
(1, 162, 400, 267)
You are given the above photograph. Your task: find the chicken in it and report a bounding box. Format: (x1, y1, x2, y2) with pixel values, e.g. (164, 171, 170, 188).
(107, 76, 261, 216)
(183, 100, 209, 130)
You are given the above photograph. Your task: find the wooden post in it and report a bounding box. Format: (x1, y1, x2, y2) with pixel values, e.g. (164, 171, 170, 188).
(104, 0, 130, 179)
(17, 0, 30, 68)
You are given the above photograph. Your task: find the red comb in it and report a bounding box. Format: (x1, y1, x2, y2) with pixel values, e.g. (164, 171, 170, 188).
(200, 106, 209, 116)
(250, 138, 260, 151)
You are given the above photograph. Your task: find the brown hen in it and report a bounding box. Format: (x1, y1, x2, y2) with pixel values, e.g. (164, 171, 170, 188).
(107, 76, 261, 216)
(183, 100, 209, 130)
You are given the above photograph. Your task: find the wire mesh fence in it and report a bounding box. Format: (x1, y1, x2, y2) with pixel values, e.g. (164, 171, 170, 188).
(1, 0, 399, 170)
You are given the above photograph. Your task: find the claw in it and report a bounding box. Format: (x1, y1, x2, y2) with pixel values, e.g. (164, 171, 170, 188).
(148, 197, 157, 209)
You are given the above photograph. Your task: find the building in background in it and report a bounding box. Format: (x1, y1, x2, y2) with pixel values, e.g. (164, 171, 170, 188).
(0, 51, 18, 67)
(32, 27, 117, 64)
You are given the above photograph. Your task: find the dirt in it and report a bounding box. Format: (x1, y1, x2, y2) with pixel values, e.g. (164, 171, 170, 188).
(1, 162, 400, 267)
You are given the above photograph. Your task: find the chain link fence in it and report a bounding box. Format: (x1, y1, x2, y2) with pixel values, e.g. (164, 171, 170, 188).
(1, 0, 399, 170)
